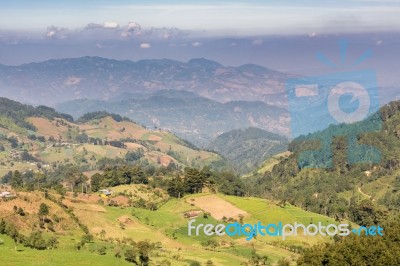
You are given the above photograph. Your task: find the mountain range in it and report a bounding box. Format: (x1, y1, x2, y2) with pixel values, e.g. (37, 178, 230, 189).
(0, 56, 289, 107)
(56, 90, 289, 146)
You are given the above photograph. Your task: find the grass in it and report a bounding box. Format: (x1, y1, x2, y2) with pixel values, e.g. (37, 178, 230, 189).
(219, 194, 337, 246)
(1, 190, 343, 266)
(0, 234, 131, 266)
(361, 173, 397, 201)
(256, 151, 291, 174)
(0, 116, 28, 135)
(0, 115, 224, 179)
(0, 161, 39, 177)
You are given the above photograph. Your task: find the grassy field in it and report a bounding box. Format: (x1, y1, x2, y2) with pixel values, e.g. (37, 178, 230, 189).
(0, 234, 130, 266)
(0, 182, 346, 266)
(0, 161, 39, 177)
(64, 190, 311, 264)
(256, 151, 291, 175)
(11, 115, 222, 171)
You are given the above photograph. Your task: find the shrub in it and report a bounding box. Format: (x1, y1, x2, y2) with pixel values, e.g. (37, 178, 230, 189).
(97, 246, 107, 255)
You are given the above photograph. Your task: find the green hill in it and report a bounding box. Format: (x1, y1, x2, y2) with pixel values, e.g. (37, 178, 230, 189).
(0, 97, 73, 133)
(0, 97, 226, 178)
(0, 186, 342, 266)
(208, 127, 288, 174)
(251, 100, 400, 224)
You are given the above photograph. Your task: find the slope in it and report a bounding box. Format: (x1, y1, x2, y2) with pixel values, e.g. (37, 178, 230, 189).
(0, 98, 225, 176)
(56, 90, 289, 146)
(208, 127, 289, 174)
(252, 100, 400, 222)
(0, 185, 347, 266)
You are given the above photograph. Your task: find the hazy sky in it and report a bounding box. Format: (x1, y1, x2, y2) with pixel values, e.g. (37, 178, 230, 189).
(0, 0, 399, 88)
(1, 0, 400, 33)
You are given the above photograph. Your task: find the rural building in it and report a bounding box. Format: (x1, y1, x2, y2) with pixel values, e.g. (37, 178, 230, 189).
(99, 189, 112, 198)
(0, 191, 14, 198)
(183, 210, 202, 218)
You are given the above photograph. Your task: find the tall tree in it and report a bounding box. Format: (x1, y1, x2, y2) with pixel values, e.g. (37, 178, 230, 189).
(38, 203, 49, 222)
(11, 170, 23, 188)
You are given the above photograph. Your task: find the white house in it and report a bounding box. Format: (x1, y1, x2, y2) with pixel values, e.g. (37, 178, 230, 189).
(0, 191, 13, 198)
(99, 189, 112, 197)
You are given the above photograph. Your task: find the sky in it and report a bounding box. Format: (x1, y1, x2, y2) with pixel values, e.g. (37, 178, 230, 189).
(1, 0, 400, 33)
(0, 0, 399, 87)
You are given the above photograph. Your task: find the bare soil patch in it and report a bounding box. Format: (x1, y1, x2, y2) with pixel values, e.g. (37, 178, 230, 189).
(110, 195, 130, 207)
(187, 195, 248, 220)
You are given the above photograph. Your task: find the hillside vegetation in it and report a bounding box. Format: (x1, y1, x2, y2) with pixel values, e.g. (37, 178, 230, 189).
(0, 98, 224, 177)
(56, 90, 288, 147)
(1, 97, 400, 265)
(249, 100, 400, 227)
(208, 127, 288, 174)
(1, 183, 341, 266)
(0, 97, 73, 133)
(242, 100, 400, 265)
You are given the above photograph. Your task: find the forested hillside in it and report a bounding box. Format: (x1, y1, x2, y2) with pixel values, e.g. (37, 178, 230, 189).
(0, 97, 73, 132)
(208, 127, 288, 174)
(252, 100, 400, 224)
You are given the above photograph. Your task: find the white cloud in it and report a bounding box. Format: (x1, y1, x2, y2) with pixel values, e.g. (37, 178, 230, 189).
(96, 3, 400, 35)
(103, 22, 119, 29)
(85, 22, 119, 30)
(120, 21, 142, 38)
(46, 26, 68, 39)
(192, 41, 202, 47)
(140, 43, 151, 48)
(127, 22, 141, 31)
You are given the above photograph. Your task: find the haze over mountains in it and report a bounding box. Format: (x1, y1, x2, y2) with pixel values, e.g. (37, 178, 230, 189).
(0, 56, 289, 107)
(1, 56, 398, 146)
(57, 90, 288, 146)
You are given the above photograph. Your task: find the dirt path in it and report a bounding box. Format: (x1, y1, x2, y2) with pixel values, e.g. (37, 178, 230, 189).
(358, 187, 372, 199)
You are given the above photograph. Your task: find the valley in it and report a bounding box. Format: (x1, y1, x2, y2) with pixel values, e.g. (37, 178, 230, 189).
(56, 90, 289, 147)
(0, 97, 399, 265)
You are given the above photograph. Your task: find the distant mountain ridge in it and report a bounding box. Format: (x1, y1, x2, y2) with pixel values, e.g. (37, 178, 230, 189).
(56, 90, 289, 146)
(0, 56, 289, 106)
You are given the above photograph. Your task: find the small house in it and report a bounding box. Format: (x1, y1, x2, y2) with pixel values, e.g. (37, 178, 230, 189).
(183, 210, 202, 219)
(99, 189, 112, 198)
(0, 191, 13, 198)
